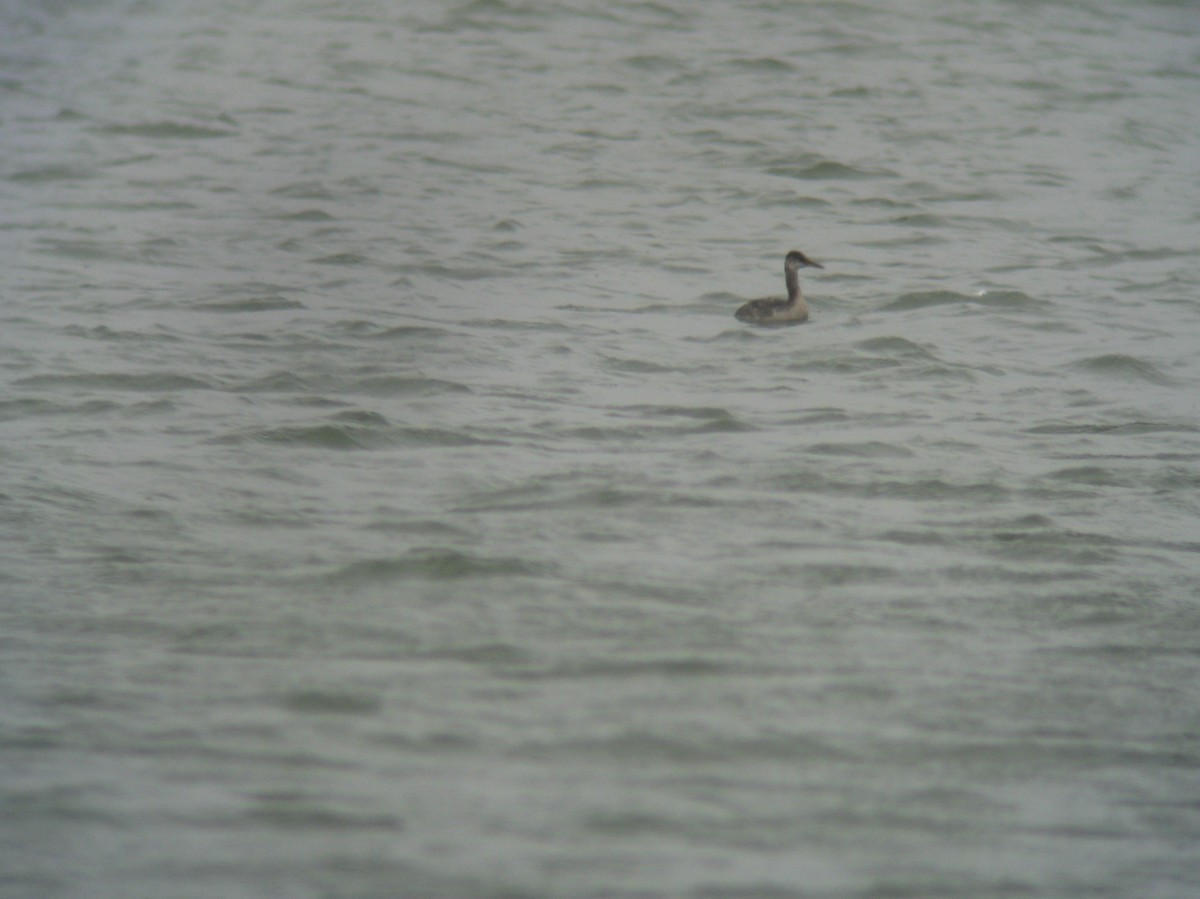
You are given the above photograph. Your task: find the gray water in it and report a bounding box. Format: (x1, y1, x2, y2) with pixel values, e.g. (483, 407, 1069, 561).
(3, 1, 1200, 896)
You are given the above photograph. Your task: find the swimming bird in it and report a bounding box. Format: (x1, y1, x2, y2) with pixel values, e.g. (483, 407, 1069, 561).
(734, 250, 824, 325)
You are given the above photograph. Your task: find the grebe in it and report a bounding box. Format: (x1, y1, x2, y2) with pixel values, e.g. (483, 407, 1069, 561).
(734, 250, 824, 325)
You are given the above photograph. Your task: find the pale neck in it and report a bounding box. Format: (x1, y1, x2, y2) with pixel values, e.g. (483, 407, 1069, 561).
(785, 266, 801, 302)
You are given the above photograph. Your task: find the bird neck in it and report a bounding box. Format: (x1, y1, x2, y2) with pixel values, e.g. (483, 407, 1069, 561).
(785, 267, 801, 302)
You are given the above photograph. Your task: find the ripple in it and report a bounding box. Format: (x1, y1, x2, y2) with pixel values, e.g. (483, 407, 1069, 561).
(15, 372, 216, 392)
(348, 375, 472, 397)
(34, 238, 131, 261)
(781, 472, 1009, 504)
(269, 180, 337, 200)
(1025, 420, 1199, 436)
(230, 371, 311, 392)
(272, 208, 336, 222)
(720, 56, 794, 74)
(881, 290, 1042, 312)
(325, 549, 547, 585)
(534, 656, 732, 679)
(768, 160, 889, 180)
(211, 419, 496, 450)
(601, 355, 684, 375)
(515, 730, 847, 764)
(421, 642, 536, 667)
(805, 441, 914, 459)
(215, 422, 376, 450)
(8, 165, 93, 183)
(243, 790, 401, 830)
(280, 690, 383, 716)
(790, 336, 977, 381)
(196, 296, 305, 312)
(1068, 354, 1174, 384)
(93, 120, 236, 139)
(855, 335, 938, 357)
(619, 404, 754, 435)
(1044, 466, 1128, 487)
(388, 427, 504, 447)
(0, 398, 119, 421)
(374, 325, 455, 340)
(310, 252, 368, 266)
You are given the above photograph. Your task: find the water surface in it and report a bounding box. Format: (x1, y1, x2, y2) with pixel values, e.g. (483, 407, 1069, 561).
(3, 1, 1200, 896)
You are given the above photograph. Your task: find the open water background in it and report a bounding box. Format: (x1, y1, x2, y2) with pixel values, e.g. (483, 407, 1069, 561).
(3, 1, 1200, 896)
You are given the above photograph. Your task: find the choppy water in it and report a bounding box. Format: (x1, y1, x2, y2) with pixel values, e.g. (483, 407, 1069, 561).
(4, 1, 1200, 896)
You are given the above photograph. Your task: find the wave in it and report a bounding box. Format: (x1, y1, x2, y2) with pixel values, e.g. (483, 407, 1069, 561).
(325, 549, 547, 585)
(1068, 354, 1174, 384)
(881, 290, 1043, 312)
